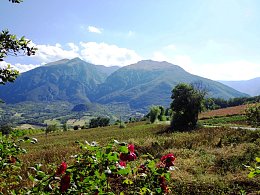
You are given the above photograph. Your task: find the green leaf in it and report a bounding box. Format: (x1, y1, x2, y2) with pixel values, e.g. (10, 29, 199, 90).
(256, 157, 260, 163)
(117, 167, 131, 175)
(123, 179, 133, 185)
(248, 171, 256, 178)
(119, 146, 128, 153)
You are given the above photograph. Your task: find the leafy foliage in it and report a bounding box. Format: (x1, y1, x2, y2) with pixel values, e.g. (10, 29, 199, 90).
(0, 124, 13, 135)
(9, 0, 23, 3)
(0, 30, 36, 85)
(27, 140, 175, 194)
(171, 83, 205, 131)
(149, 106, 161, 123)
(46, 124, 59, 135)
(246, 103, 260, 127)
(247, 157, 260, 179)
(0, 135, 36, 193)
(89, 117, 110, 128)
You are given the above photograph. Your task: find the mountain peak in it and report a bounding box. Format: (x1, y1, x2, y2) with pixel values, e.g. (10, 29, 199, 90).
(126, 60, 183, 71)
(45, 59, 70, 66)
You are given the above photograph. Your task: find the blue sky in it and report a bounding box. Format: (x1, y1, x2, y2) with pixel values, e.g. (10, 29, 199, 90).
(1, 0, 260, 80)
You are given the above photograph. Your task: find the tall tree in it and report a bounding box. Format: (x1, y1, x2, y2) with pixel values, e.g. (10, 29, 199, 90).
(170, 83, 205, 131)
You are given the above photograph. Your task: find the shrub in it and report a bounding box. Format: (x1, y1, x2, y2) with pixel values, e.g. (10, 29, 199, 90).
(73, 125, 79, 130)
(89, 117, 110, 128)
(46, 124, 58, 134)
(0, 124, 13, 135)
(149, 106, 161, 123)
(246, 103, 260, 127)
(119, 122, 127, 128)
(28, 140, 175, 194)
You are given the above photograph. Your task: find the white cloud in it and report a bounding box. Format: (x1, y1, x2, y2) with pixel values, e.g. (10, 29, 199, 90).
(11, 63, 40, 73)
(80, 42, 142, 66)
(151, 51, 192, 67)
(151, 47, 259, 81)
(33, 43, 80, 63)
(193, 60, 260, 81)
(87, 26, 102, 34)
(0, 61, 40, 73)
(67, 42, 79, 52)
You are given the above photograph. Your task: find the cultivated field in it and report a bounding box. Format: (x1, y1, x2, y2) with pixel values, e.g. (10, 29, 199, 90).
(199, 104, 248, 119)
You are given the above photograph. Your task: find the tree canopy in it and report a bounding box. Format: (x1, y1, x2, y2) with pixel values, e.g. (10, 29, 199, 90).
(170, 83, 205, 131)
(0, 0, 37, 85)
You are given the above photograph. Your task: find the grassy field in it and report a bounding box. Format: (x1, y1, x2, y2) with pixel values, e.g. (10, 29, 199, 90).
(14, 121, 260, 194)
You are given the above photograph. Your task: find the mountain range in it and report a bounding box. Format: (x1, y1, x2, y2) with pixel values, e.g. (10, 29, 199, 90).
(0, 58, 249, 110)
(219, 77, 260, 96)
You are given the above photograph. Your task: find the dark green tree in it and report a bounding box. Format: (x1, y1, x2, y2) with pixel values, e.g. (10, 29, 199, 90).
(170, 83, 205, 131)
(89, 117, 110, 128)
(0, 124, 13, 135)
(158, 105, 166, 121)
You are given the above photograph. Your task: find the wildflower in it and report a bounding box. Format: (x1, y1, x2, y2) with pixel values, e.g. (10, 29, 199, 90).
(56, 161, 67, 175)
(60, 174, 70, 193)
(160, 153, 175, 168)
(127, 152, 137, 161)
(119, 153, 128, 161)
(117, 161, 127, 169)
(128, 144, 135, 153)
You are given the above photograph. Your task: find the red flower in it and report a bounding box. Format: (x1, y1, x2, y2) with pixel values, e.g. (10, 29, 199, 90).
(56, 161, 67, 175)
(60, 174, 70, 193)
(127, 152, 137, 161)
(160, 153, 175, 168)
(119, 161, 126, 167)
(159, 176, 169, 193)
(128, 144, 135, 153)
(119, 153, 128, 161)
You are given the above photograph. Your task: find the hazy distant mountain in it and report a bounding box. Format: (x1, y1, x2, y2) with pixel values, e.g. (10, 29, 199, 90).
(95, 65, 120, 76)
(0, 58, 110, 104)
(0, 58, 248, 109)
(219, 77, 260, 96)
(95, 60, 248, 108)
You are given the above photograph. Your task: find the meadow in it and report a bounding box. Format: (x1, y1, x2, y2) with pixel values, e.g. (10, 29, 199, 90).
(7, 121, 259, 194)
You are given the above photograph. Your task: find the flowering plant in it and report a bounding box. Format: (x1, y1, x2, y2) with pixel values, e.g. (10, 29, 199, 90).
(28, 140, 176, 194)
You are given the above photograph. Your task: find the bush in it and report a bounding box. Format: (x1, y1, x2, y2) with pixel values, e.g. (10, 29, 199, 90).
(73, 125, 79, 130)
(246, 103, 260, 127)
(0, 124, 13, 135)
(89, 117, 110, 128)
(46, 124, 59, 133)
(149, 106, 161, 123)
(119, 122, 127, 128)
(27, 141, 176, 194)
